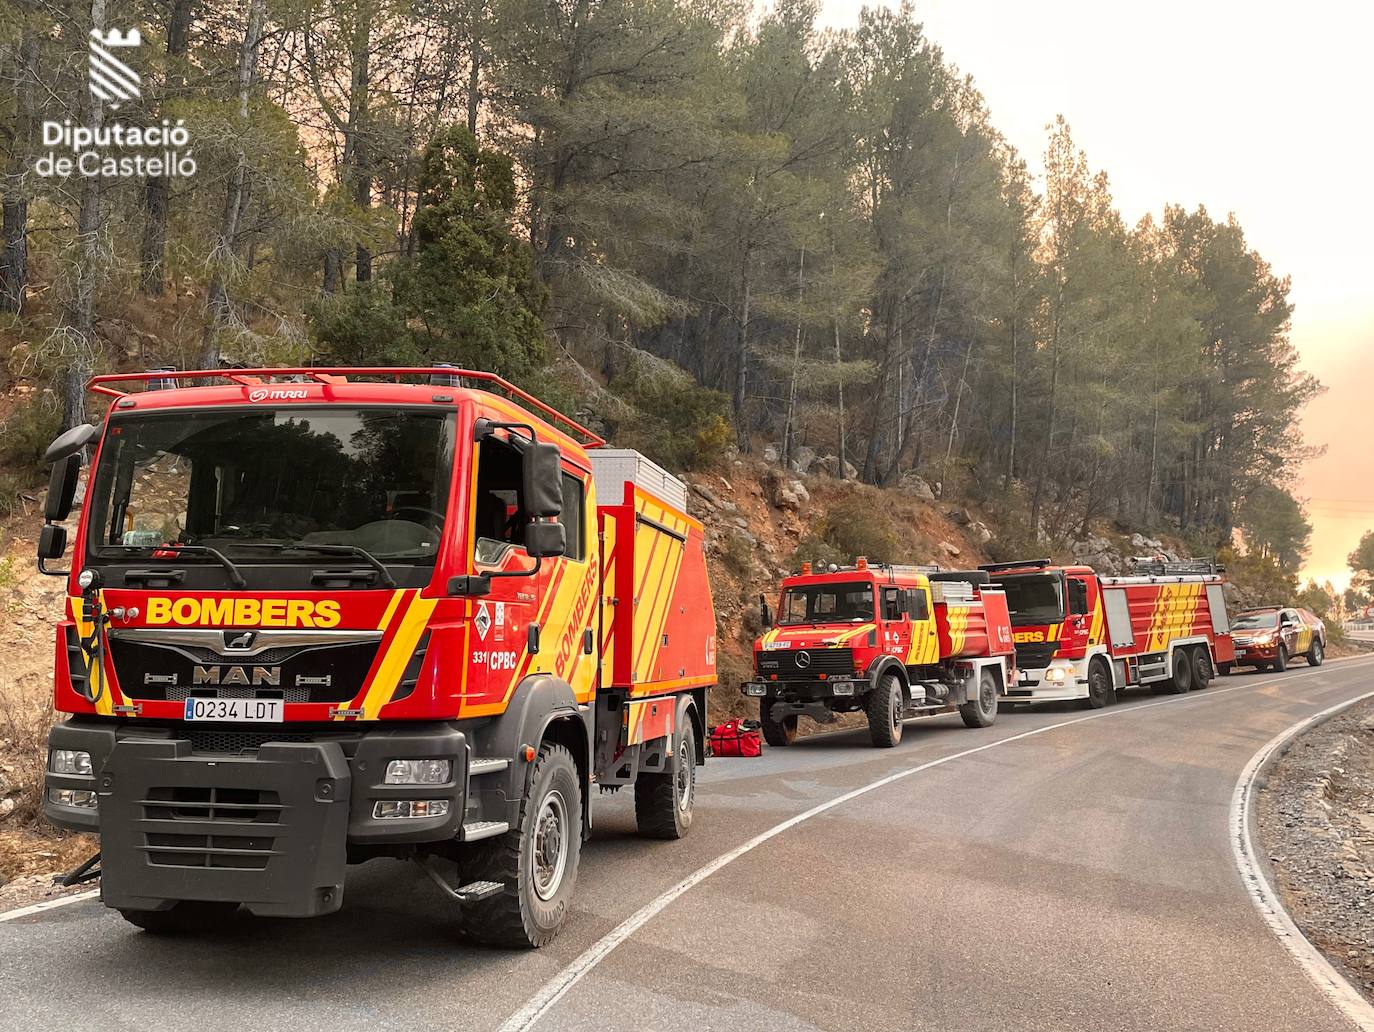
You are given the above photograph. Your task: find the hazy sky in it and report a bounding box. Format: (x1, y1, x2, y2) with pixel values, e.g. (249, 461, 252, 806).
(819, 0, 1374, 590)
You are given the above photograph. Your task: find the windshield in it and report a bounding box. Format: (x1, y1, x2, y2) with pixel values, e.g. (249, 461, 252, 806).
(779, 581, 874, 625)
(87, 408, 455, 561)
(1233, 610, 1279, 630)
(996, 573, 1065, 626)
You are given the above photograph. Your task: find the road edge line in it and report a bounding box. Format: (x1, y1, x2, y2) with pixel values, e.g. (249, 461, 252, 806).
(500, 657, 1374, 1032)
(1231, 688, 1374, 1032)
(0, 889, 99, 924)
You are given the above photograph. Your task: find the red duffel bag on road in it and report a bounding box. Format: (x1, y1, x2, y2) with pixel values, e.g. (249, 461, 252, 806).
(709, 719, 763, 757)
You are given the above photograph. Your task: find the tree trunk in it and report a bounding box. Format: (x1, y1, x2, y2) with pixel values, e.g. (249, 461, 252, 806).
(466, 28, 482, 136)
(733, 259, 751, 451)
(202, 0, 265, 368)
(63, 0, 108, 430)
(834, 317, 846, 479)
(0, 33, 38, 314)
(138, 0, 194, 296)
(351, 10, 372, 283)
(781, 247, 805, 469)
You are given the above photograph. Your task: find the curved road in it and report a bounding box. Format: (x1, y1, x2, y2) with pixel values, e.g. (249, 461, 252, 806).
(4, 657, 1373, 1032)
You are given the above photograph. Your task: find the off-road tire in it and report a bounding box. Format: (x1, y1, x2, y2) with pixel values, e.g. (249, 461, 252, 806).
(119, 901, 240, 934)
(1083, 657, 1113, 709)
(1191, 647, 1213, 690)
(1274, 645, 1288, 673)
(959, 669, 1000, 727)
(636, 704, 696, 839)
(867, 673, 904, 748)
(1170, 650, 1194, 693)
(759, 700, 798, 747)
(459, 743, 581, 948)
(1308, 640, 1324, 667)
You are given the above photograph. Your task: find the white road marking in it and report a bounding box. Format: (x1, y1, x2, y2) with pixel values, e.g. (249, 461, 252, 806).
(501, 656, 1374, 1031)
(0, 890, 99, 924)
(1231, 688, 1374, 1031)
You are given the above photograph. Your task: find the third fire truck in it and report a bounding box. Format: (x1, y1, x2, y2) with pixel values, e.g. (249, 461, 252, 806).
(742, 559, 1015, 748)
(983, 557, 1235, 707)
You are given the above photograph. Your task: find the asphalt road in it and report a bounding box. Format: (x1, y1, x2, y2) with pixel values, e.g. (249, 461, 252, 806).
(5, 657, 1374, 1032)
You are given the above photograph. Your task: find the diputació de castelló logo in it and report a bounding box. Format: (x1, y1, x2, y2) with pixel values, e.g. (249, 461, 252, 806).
(34, 27, 196, 179)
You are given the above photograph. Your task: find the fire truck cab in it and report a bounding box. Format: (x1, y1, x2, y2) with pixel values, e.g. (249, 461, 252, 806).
(742, 559, 1014, 748)
(35, 367, 715, 947)
(985, 557, 1234, 707)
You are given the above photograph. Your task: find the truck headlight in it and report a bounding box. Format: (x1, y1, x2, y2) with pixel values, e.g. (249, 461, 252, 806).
(831, 681, 855, 696)
(48, 788, 96, 808)
(373, 799, 450, 819)
(1044, 668, 1067, 683)
(384, 759, 452, 785)
(50, 749, 92, 775)
(744, 682, 767, 697)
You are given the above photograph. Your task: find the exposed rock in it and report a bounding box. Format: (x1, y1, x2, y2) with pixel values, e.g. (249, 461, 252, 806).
(763, 444, 780, 464)
(776, 485, 801, 512)
(732, 516, 748, 530)
(789, 480, 810, 506)
(946, 507, 972, 526)
(0, 797, 14, 820)
(899, 473, 936, 501)
(844, 459, 859, 480)
(968, 520, 993, 546)
(690, 482, 736, 514)
(789, 445, 817, 476)
(938, 540, 961, 558)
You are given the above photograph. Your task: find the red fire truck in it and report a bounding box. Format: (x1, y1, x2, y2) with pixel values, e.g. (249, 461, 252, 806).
(37, 367, 715, 947)
(742, 559, 1015, 748)
(982, 558, 1234, 707)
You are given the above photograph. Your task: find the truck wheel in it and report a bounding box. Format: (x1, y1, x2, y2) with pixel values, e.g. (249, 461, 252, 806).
(760, 700, 798, 747)
(119, 901, 240, 934)
(460, 742, 581, 948)
(636, 709, 696, 840)
(1308, 640, 1324, 667)
(1083, 658, 1113, 709)
(958, 669, 999, 727)
(1170, 651, 1194, 694)
(1191, 648, 1213, 690)
(1274, 645, 1288, 672)
(867, 673, 904, 748)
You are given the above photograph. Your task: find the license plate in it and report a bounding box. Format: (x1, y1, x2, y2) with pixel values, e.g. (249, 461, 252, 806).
(183, 698, 283, 722)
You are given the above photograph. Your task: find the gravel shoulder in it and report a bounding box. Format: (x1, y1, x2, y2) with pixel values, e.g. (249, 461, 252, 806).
(1258, 695, 1374, 999)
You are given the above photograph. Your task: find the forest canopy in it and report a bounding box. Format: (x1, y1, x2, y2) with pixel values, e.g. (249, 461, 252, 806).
(0, 0, 1319, 556)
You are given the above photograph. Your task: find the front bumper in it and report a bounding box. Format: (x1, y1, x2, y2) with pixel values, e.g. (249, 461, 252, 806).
(1005, 662, 1088, 703)
(1234, 645, 1277, 663)
(45, 719, 468, 917)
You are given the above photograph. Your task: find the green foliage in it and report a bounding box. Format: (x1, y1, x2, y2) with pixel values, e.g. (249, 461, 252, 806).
(1295, 580, 1335, 619)
(608, 360, 732, 471)
(1237, 484, 1311, 572)
(719, 529, 756, 580)
(1348, 530, 1374, 597)
(793, 493, 902, 568)
(0, 399, 60, 479)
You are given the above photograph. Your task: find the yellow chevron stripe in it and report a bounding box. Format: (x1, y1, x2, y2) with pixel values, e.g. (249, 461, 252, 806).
(356, 593, 437, 719)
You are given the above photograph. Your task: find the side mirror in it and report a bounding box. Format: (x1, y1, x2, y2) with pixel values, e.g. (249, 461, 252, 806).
(525, 521, 566, 559)
(43, 422, 100, 464)
(45, 453, 81, 523)
(759, 593, 773, 629)
(523, 441, 563, 518)
(38, 523, 67, 561)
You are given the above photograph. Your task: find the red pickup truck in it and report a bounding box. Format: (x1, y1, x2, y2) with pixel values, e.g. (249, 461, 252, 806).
(1231, 606, 1325, 671)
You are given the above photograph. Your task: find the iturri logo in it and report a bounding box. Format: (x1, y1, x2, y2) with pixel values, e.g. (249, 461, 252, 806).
(34, 27, 196, 180)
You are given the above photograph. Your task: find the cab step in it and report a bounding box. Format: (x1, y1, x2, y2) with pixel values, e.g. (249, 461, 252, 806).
(461, 820, 509, 841)
(416, 856, 505, 903)
(468, 757, 510, 777)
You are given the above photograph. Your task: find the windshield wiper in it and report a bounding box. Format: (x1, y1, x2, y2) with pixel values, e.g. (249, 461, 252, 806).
(234, 542, 398, 588)
(136, 544, 247, 588)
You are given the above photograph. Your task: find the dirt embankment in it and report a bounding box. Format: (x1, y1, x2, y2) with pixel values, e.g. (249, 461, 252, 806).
(1258, 698, 1374, 1000)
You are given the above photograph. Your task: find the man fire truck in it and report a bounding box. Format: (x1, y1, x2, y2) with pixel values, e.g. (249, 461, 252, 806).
(742, 559, 1015, 748)
(982, 557, 1234, 707)
(36, 367, 715, 947)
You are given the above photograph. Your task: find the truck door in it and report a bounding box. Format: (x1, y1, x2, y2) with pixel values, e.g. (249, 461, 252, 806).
(881, 586, 910, 659)
(465, 433, 549, 710)
(1063, 577, 1092, 652)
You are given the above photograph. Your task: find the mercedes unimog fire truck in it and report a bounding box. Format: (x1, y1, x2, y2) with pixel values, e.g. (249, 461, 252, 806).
(742, 559, 1015, 748)
(37, 367, 715, 947)
(982, 557, 1235, 707)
